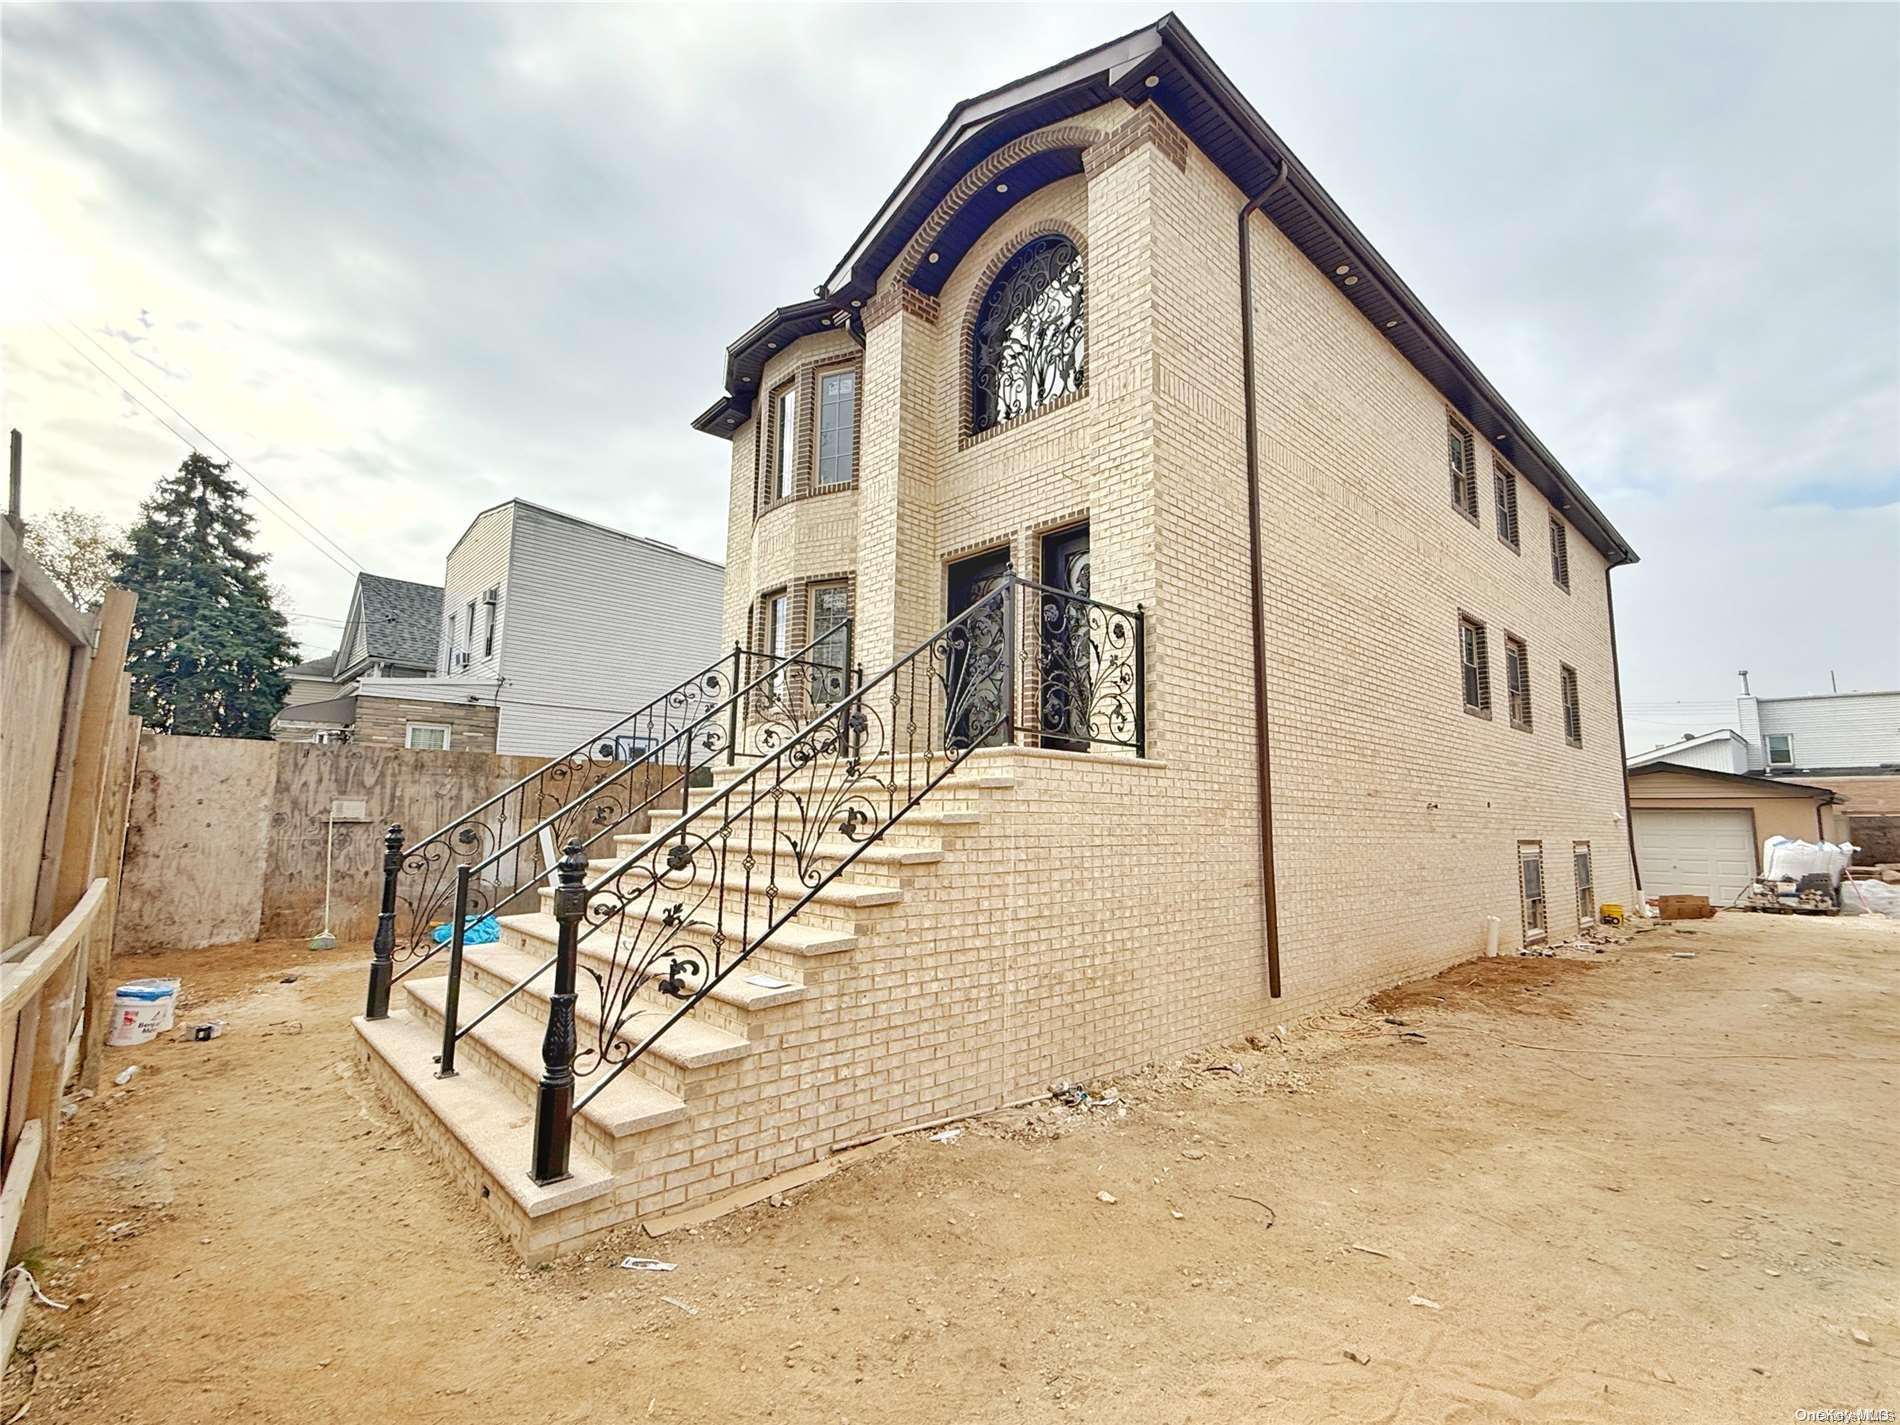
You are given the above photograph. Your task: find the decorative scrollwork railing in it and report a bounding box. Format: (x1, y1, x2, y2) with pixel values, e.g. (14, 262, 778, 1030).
(363, 628, 855, 1013)
(380, 618, 858, 1072)
(365, 574, 1145, 1187)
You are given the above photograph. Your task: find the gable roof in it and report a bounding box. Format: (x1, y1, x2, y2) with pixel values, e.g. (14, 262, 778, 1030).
(344, 573, 443, 672)
(287, 652, 337, 680)
(696, 11, 1635, 568)
(1626, 762, 1838, 802)
(445, 498, 723, 573)
(1626, 729, 1748, 769)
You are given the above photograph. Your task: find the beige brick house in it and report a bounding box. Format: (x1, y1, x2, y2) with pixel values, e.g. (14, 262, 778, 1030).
(355, 14, 1642, 1259)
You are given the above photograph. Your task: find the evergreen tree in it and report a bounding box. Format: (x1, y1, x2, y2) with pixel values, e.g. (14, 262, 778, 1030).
(112, 453, 296, 738)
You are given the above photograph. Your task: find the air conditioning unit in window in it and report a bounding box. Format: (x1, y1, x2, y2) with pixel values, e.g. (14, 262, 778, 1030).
(482, 587, 499, 606)
(451, 652, 471, 671)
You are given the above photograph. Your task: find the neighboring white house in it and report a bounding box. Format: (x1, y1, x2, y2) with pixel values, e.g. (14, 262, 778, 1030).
(350, 499, 726, 758)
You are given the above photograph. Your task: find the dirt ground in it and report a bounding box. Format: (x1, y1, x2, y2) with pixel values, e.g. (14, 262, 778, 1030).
(5, 912, 1896, 1424)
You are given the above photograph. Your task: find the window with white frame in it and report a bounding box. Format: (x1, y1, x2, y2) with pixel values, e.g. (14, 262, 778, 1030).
(1493, 460, 1520, 549)
(483, 587, 500, 657)
(1766, 732, 1795, 767)
(816, 370, 857, 488)
(1574, 842, 1595, 925)
(1519, 842, 1547, 941)
(405, 722, 451, 751)
(1459, 614, 1491, 716)
(1560, 664, 1583, 746)
(1447, 419, 1479, 521)
(772, 384, 797, 501)
(1505, 634, 1532, 732)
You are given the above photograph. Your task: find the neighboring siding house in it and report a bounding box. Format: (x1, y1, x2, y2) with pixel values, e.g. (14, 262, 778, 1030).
(270, 573, 443, 743)
(354, 17, 1653, 1258)
(353, 499, 725, 758)
(1630, 690, 1900, 873)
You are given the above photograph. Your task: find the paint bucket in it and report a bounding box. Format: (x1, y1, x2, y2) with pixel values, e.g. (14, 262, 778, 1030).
(108, 978, 181, 1046)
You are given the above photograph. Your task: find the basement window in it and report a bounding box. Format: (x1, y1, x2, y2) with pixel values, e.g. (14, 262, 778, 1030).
(1560, 664, 1583, 746)
(1574, 842, 1595, 925)
(1504, 635, 1532, 731)
(1447, 419, 1479, 523)
(1459, 614, 1491, 717)
(1493, 460, 1520, 550)
(1549, 517, 1570, 591)
(1766, 732, 1795, 767)
(1519, 842, 1547, 943)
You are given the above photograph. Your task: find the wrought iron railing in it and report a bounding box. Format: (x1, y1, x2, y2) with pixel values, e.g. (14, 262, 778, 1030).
(364, 575, 1145, 1186)
(362, 632, 851, 1018)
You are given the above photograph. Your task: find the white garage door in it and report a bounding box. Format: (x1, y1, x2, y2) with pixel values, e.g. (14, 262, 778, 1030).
(1633, 809, 1756, 905)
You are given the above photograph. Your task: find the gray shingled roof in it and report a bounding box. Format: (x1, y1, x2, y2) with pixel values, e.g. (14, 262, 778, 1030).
(287, 652, 337, 679)
(355, 573, 442, 670)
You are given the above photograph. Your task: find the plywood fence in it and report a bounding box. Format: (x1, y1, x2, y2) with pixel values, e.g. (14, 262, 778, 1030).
(2, 512, 138, 1374)
(116, 736, 678, 950)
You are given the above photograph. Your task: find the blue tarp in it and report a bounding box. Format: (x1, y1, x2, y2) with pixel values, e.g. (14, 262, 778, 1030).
(431, 913, 500, 946)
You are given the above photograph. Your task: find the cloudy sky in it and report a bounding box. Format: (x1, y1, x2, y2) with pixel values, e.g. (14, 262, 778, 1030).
(4, 3, 1895, 749)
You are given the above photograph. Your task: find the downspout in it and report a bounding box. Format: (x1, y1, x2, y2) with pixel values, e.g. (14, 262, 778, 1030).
(1238, 158, 1289, 999)
(1605, 568, 1640, 896)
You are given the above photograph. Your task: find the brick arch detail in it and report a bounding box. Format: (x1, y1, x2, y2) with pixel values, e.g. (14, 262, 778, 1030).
(894, 124, 1100, 285)
(958, 217, 1089, 445)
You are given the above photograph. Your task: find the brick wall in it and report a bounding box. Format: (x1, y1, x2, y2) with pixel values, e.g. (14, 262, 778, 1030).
(718, 97, 1636, 1033)
(352, 695, 500, 754)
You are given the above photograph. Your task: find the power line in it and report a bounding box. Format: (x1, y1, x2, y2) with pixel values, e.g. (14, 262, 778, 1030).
(58, 321, 368, 574)
(47, 324, 359, 579)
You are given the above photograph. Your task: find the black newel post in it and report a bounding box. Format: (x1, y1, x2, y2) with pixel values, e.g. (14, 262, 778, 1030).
(1134, 604, 1147, 759)
(726, 642, 742, 766)
(531, 839, 587, 1185)
(365, 823, 404, 1019)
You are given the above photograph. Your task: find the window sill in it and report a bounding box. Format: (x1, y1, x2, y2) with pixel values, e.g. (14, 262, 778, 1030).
(1463, 704, 1493, 721)
(757, 481, 858, 522)
(958, 384, 1088, 453)
(1510, 717, 1534, 734)
(1566, 737, 1584, 749)
(1453, 503, 1481, 529)
(1498, 533, 1521, 554)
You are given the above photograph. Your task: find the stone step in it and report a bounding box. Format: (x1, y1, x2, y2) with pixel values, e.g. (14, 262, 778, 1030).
(537, 863, 899, 935)
(403, 977, 692, 1168)
(599, 835, 942, 872)
(503, 907, 855, 964)
(353, 1009, 616, 1219)
(470, 931, 805, 1039)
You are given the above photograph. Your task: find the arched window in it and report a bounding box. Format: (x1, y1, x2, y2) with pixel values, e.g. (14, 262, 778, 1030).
(970, 235, 1085, 434)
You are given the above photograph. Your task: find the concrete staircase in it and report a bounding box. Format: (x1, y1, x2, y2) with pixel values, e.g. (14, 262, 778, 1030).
(352, 756, 1016, 1260)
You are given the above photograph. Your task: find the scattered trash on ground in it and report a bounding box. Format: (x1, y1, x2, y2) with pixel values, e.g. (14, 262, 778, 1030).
(1343, 1348, 1370, 1365)
(1672, 951, 1697, 959)
(1408, 1294, 1442, 1310)
(618, 1257, 677, 1272)
(926, 1128, 963, 1144)
(1347, 1243, 1392, 1259)
(660, 1296, 699, 1317)
(183, 1020, 227, 1042)
(1096, 1191, 1117, 1205)
(113, 1065, 141, 1086)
